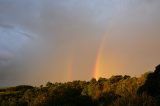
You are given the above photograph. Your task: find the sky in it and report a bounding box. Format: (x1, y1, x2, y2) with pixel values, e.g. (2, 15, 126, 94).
(0, 0, 160, 86)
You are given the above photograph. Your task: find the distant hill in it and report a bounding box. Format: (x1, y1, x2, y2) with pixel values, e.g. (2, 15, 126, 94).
(1, 65, 160, 106)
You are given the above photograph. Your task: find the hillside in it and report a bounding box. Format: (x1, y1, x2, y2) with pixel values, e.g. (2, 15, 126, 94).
(0, 65, 160, 106)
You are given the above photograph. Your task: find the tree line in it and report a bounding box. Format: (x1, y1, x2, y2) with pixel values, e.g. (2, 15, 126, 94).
(1, 65, 160, 106)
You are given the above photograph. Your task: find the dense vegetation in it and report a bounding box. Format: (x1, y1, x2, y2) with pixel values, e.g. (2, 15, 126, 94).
(1, 65, 160, 106)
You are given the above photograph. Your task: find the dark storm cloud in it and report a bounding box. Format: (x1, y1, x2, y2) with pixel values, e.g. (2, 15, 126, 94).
(0, 0, 160, 86)
(0, 0, 113, 86)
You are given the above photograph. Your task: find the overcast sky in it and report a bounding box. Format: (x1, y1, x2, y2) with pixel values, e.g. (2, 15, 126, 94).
(0, 0, 160, 86)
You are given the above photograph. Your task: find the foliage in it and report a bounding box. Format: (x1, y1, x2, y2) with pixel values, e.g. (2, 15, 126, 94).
(1, 65, 160, 106)
(111, 93, 156, 106)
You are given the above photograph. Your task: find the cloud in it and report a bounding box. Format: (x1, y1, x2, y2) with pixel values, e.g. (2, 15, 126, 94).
(0, 24, 40, 86)
(0, 0, 160, 86)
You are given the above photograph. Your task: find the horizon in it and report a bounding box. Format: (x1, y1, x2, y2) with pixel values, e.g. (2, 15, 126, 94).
(0, 0, 160, 86)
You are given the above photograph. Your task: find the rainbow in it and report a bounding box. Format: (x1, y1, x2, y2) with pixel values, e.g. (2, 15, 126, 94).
(93, 35, 106, 80)
(66, 33, 108, 80)
(67, 57, 73, 81)
(66, 49, 74, 81)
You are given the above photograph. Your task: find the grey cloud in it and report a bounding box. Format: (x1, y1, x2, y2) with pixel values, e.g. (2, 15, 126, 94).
(0, 0, 160, 86)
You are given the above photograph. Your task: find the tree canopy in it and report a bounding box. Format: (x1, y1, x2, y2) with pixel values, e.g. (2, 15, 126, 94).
(1, 65, 160, 106)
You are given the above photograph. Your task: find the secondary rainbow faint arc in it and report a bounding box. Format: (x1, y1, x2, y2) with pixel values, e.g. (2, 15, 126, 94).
(67, 57, 73, 81)
(66, 48, 74, 81)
